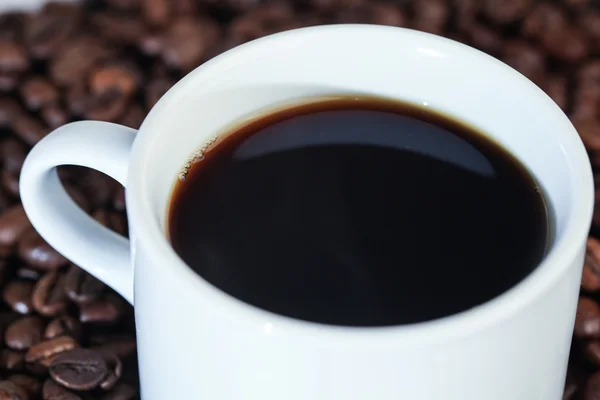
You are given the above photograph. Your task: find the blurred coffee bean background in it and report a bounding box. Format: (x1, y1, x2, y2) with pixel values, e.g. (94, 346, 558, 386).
(0, 0, 599, 398)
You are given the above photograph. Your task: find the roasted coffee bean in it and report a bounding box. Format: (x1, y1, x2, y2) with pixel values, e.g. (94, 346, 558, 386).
(41, 105, 67, 130)
(0, 264, 7, 293)
(579, 61, 600, 86)
(0, 40, 29, 73)
(0, 380, 28, 400)
(228, 14, 266, 43)
(32, 272, 68, 317)
(582, 265, 600, 293)
(112, 187, 126, 212)
(160, 17, 220, 71)
(149, 58, 169, 77)
(0, 190, 11, 220)
(0, 260, 7, 287)
(464, 23, 503, 54)
(79, 295, 125, 324)
(2, 139, 27, 174)
(18, 229, 68, 271)
(42, 379, 81, 400)
(364, 3, 405, 27)
(137, 32, 163, 57)
(563, 0, 588, 8)
(579, 12, 600, 52)
(15, 267, 40, 281)
(83, 89, 129, 125)
(0, 205, 31, 247)
(64, 265, 105, 305)
(265, 16, 320, 35)
(0, 246, 11, 259)
(25, 4, 81, 60)
(2, 170, 19, 198)
(0, 98, 21, 127)
(172, 0, 198, 14)
(564, 372, 580, 400)
(65, 84, 87, 117)
(8, 375, 41, 397)
(484, 0, 530, 24)
(12, 114, 48, 146)
(92, 12, 146, 47)
(0, 13, 25, 41)
(412, 0, 448, 35)
(501, 40, 546, 84)
(202, 0, 264, 12)
(16, 229, 64, 270)
(587, 341, 600, 367)
(101, 383, 136, 400)
(5, 316, 45, 350)
(230, 6, 294, 34)
(25, 336, 78, 365)
(79, 171, 118, 210)
(93, 211, 128, 237)
(542, 75, 568, 111)
(0, 71, 18, 90)
(20, 77, 58, 110)
(1, 170, 18, 199)
(49, 36, 114, 87)
(572, 90, 600, 123)
(452, 0, 476, 27)
(574, 119, 600, 152)
(0, 71, 20, 92)
(44, 317, 82, 341)
(521, 3, 568, 40)
(145, 78, 174, 109)
(0, 313, 20, 330)
(586, 371, 600, 400)
(331, 3, 402, 26)
(584, 238, 600, 292)
(0, 186, 11, 213)
(118, 105, 145, 130)
(98, 351, 122, 390)
(91, 336, 136, 360)
(56, 167, 79, 185)
(63, 185, 92, 214)
(106, 0, 141, 10)
(244, 1, 293, 22)
(143, 0, 171, 27)
(49, 348, 107, 391)
(89, 65, 139, 98)
(0, 350, 24, 372)
(543, 27, 589, 63)
(575, 297, 600, 338)
(2, 280, 34, 315)
(27, 361, 49, 376)
(573, 82, 599, 115)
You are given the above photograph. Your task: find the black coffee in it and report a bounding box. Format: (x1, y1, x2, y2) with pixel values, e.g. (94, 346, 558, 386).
(168, 96, 551, 327)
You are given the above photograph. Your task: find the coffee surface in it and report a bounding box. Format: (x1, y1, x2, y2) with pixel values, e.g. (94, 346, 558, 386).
(168, 96, 551, 327)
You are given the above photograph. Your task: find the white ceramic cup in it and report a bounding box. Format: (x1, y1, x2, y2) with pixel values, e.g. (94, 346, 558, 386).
(19, 25, 594, 400)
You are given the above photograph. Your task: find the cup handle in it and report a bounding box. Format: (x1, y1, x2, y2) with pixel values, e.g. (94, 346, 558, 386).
(19, 121, 136, 304)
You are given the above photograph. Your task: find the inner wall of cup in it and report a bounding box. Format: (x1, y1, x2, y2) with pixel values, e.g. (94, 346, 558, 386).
(140, 27, 576, 259)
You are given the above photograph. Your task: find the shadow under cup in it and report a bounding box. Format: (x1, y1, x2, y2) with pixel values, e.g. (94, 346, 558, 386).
(135, 26, 586, 328)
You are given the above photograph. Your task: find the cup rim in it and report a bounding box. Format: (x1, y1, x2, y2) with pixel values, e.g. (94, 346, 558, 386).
(126, 24, 594, 344)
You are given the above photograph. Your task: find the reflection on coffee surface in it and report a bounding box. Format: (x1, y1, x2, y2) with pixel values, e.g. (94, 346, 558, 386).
(168, 96, 551, 327)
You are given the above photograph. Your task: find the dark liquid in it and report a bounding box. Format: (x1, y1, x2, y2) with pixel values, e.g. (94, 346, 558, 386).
(168, 96, 551, 327)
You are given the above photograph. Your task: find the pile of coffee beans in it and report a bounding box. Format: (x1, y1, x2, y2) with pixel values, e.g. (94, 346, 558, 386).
(0, 0, 599, 398)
